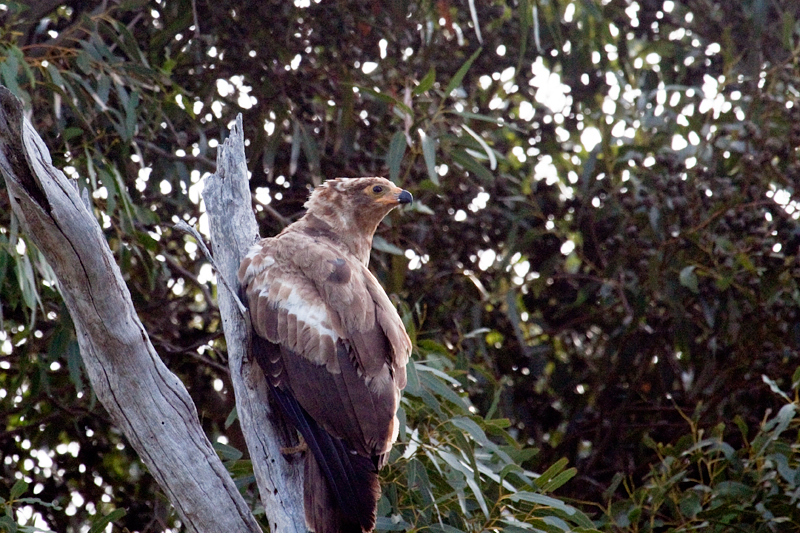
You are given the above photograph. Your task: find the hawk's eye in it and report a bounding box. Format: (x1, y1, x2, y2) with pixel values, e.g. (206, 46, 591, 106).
(372, 185, 384, 194)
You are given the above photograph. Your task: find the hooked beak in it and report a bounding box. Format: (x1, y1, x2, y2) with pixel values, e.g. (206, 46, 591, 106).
(396, 189, 413, 205)
(378, 185, 413, 206)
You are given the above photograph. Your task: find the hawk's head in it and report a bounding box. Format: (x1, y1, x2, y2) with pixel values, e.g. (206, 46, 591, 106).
(304, 177, 412, 236)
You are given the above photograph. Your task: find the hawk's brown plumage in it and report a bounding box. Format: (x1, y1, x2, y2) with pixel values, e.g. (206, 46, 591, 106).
(238, 177, 413, 533)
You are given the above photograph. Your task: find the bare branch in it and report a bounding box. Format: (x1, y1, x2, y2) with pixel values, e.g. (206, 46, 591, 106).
(139, 140, 217, 171)
(173, 220, 246, 319)
(202, 114, 306, 532)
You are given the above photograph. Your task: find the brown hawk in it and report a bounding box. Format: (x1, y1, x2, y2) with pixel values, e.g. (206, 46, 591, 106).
(238, 177, 413, 532)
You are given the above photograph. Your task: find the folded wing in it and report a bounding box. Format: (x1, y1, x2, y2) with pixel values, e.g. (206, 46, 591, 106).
(238, 231, 411, 531)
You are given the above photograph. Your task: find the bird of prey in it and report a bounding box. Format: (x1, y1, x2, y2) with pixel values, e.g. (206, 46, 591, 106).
(238, 177, 413, 533)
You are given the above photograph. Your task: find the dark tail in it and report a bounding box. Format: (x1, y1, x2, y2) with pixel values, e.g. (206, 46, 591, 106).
(269, 382, 380, 533)
(250, 332, 379, 532)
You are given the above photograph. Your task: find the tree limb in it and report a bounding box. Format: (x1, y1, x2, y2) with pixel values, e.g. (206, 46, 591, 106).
(202, 114, 306, 532)
(0, 86, 261, 533)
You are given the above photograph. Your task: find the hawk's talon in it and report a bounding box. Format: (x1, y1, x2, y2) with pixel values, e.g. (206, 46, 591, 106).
(281, 435, 307, 455)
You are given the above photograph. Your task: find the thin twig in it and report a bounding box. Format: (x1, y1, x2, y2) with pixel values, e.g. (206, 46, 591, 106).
(152, 334, 230, 375)
(162, 253, 217, 309)
(140, 140, 216, 171)
(173, 221, 249, 320)
(191, 0, 201, 38)
(261, 202, 290, 228)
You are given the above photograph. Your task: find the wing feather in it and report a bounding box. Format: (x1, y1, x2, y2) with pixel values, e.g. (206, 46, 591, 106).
(238, 233, 410, 457)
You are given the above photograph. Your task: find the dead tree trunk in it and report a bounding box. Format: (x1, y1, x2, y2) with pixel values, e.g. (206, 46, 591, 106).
(0, 87, 261, 533)
(202, 115, 306, 532)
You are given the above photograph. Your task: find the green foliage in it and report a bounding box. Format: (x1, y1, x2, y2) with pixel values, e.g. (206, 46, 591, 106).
(378, 320, 597, 532)
(212, 345, 598, 532)
(208, 304, 595, 531)
(1, 479, 60, 532)
(1, 0, 800, 531)
(598, 373, 800, 532)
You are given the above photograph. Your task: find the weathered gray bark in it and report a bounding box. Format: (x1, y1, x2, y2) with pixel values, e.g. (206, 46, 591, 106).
(202, 115, 306, 532)
(0, 87, 261, 532)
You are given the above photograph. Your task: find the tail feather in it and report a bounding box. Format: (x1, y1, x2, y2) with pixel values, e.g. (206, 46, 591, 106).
(305, 451, 367, 533)
(251, 334, 381, 532)
(269, 379, 380, 532)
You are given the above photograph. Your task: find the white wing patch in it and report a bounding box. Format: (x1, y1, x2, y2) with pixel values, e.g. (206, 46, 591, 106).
(266, 284, 338, 341)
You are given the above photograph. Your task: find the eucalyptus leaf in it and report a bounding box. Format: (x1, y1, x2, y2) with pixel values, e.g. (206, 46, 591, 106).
(0, 516, 17, 533)
(506, 491, 575, 515)
(413, 67, 436, 95)
(88, 508, 127, 533)
(419, 130, 438, 186)
(10, 479, 28, 500)
(386, 131, 407, 183)
(679, 266, 699, 294)
(444, 48, 482, 97)
(213, 441, 244, 461)
(355, 85, 413, 116)
(373, 235, 405, 255)
(461, 124, 496, 170)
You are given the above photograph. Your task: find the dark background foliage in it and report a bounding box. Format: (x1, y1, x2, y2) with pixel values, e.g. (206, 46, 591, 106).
(1, 0, 800, 531)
